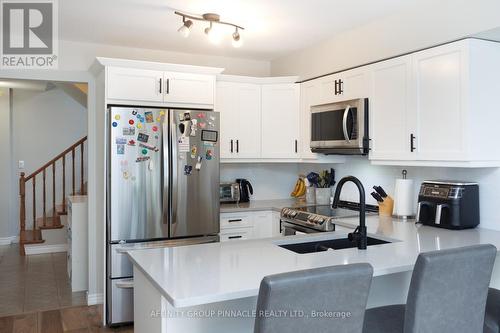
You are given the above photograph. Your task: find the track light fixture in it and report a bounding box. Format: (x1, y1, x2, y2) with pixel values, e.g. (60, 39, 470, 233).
(175, 11, 244, 48)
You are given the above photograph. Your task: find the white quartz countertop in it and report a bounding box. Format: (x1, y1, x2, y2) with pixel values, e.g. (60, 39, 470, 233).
(220, 199, 314, 213)
(127, 216, 500, 308)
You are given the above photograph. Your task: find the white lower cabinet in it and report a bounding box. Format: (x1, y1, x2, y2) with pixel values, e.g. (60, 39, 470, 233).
(67, 196, 88, 292)
(220, 210, 281, 241)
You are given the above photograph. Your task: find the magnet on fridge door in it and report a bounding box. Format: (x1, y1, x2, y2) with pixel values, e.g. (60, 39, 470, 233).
(139, 117, 145, 123)
(197, 113, 205, 119)
(136, 156, 150, 163)
(112, 122, 118, 127)
(141, 149, 148, 155)
(183, 112, 191, 121)
(114, 115, 121, 120)
(209, 115, 215, 121)
(116, 144, 125, 155)
(178, 113, 185, 121)
(152, 126, 158, 132)
(128, 119, 135, 125)
(208, 121, 214, 127)
(190, 145, 197, 159)
(190, 119, 198, 136)
(159, 110, 165, 116)
(132, 109, 138, 115)
(205, 149, 213, 160)
(139, 143, 156, 151)
(128, 139, 136, 146)
(156, 117, 162, 122)
(145, 112, 154, 123)
(195, 156, 203, 170)
(137, 133, 149, 143)
(123, 127, 135, 135)
(148, 160, 154, 171)
(122, 171, 129, 180)
(198, 122, 207, 129)
(137, 123, 143, 129)
(184, 165, 193, 175)
(116, 137, 127, 145)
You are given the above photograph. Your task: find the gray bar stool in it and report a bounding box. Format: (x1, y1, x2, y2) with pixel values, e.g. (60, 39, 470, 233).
(485, 287, 500, 333)
(363, 244, 497, 333)
(254, 263, 373, 333)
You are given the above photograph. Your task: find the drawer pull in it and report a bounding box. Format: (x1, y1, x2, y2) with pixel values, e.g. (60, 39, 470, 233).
(228, 235, 242, 239)
(116, 279, 134, 289)
(228, 219, 243, 223)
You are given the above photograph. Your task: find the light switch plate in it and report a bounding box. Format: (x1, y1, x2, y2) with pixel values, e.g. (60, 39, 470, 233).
(18, 160, 24, 169)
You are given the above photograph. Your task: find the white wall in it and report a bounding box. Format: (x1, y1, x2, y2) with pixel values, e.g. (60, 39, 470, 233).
(221, 163, 299, 200)
(9, 88, 87, 235)
(0, 89, 13, 241)
(60, 40, 270, 76)
(271, 0, 500, 80)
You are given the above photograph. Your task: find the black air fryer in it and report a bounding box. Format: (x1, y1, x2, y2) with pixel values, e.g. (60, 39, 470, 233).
(416, 181, 479, 229)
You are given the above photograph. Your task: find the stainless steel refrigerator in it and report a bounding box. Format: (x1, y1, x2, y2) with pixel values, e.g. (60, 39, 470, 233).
(106, 107, 220, 326)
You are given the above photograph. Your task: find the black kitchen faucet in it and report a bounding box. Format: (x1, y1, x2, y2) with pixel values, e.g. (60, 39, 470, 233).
(332, 176, 367, 250)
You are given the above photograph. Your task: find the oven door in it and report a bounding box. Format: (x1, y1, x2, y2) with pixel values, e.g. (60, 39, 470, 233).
(310, 98, 367, 153)
(281, 220, 322, 236)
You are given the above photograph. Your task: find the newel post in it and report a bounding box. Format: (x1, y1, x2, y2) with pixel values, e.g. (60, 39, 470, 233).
(19, 172, 26, 232)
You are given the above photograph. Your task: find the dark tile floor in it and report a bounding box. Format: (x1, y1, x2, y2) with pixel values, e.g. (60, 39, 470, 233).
(0, 305, 134, 332)
(0, 243, 86, 317)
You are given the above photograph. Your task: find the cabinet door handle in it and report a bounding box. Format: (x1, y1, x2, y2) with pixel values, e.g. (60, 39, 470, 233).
(159, 78, 162, 94)
(236, 140, 239, 153)
(410, 133, 416, 152)
(230, 140, 233, 153)
(334, 80, 338, 95)
(228, 219, 242, 223)
(338, 79, 344, 94)
(295, 139, 298, 153)
(228, 235, 242, 239)
(166, 78, 170, 94)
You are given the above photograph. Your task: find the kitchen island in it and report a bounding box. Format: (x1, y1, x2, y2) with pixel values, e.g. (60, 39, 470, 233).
(127, 216, 500, 332)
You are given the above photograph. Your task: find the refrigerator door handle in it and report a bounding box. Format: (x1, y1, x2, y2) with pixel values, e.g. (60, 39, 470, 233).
(170, 111, 178, 229)
(162, 113, 170, 225)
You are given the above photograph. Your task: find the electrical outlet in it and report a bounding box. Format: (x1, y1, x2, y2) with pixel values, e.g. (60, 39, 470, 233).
(18, 160, 24, 169)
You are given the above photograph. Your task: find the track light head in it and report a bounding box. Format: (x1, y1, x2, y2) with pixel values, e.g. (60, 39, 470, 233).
(177, 18, 193, 38)
(232, 29, 243, 48)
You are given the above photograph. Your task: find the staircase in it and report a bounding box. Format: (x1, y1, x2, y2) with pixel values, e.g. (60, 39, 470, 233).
(19, 137, 87, 255)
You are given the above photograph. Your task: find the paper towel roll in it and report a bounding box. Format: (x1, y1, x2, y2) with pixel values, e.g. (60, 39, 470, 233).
(393, 179, 415, 217)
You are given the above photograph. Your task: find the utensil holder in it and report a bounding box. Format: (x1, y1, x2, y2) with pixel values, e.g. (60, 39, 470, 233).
(315, 187, 331, 205)
(306, 187, 315, 203)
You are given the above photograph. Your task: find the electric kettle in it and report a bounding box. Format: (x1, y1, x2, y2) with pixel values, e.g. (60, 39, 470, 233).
(236, 179, 253, 203)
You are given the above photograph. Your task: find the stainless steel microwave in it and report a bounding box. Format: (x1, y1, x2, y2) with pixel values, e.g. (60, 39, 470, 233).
(310, 98, 369, 155)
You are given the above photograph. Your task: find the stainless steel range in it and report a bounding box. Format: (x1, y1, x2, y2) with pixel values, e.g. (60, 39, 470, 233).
(280, 201, 377, 235)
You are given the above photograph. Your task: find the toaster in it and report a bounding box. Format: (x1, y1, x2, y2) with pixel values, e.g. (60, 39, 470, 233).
(416, 181, 479, 229)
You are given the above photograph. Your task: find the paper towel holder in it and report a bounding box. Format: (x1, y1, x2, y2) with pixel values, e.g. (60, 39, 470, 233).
(393, 169, 416, 220)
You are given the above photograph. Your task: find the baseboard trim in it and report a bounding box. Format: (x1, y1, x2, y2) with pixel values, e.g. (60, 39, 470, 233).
(87, 293, 104, 305)
(24, 243, 68, 255)
(0, 236, 19, 245)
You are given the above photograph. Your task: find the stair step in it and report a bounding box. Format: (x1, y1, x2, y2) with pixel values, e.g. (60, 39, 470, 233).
(54, 204, 67, 216)
(20, 230, 45, 245)
(36, 216, 63, 230)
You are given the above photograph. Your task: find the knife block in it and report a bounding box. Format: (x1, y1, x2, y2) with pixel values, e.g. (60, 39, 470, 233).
(378, 196, 394, 217)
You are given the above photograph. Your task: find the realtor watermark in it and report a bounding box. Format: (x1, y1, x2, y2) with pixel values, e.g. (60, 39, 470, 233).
(150, 309, 353, 319)
(1, 0, 58, 69)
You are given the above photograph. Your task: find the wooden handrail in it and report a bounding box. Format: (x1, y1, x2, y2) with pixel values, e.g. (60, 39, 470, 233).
(25, 136, 87, 181)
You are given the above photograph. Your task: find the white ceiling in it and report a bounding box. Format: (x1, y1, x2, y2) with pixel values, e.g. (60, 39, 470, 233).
(59, 0, 420, 61)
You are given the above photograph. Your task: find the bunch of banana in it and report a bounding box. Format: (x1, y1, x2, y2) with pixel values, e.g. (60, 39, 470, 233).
(291, 176, 307, 198)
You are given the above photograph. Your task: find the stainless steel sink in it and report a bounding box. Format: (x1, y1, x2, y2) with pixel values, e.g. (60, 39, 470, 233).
(278, 237, 390, 254)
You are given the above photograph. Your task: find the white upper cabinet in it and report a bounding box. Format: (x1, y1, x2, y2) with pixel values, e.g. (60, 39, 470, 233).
(100, 59, 222, 106)
(216, 81, 261, 159)
(163, 72, 215, 105)
(107, 67, 163, 102)
(299, 80, 321, 159)
(369, 39, 500, 167)
(369, 55, 415, 160)
(318, 67, 370, 104)
(261, 83, 300, 159)
(412, 44, 465, 161)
